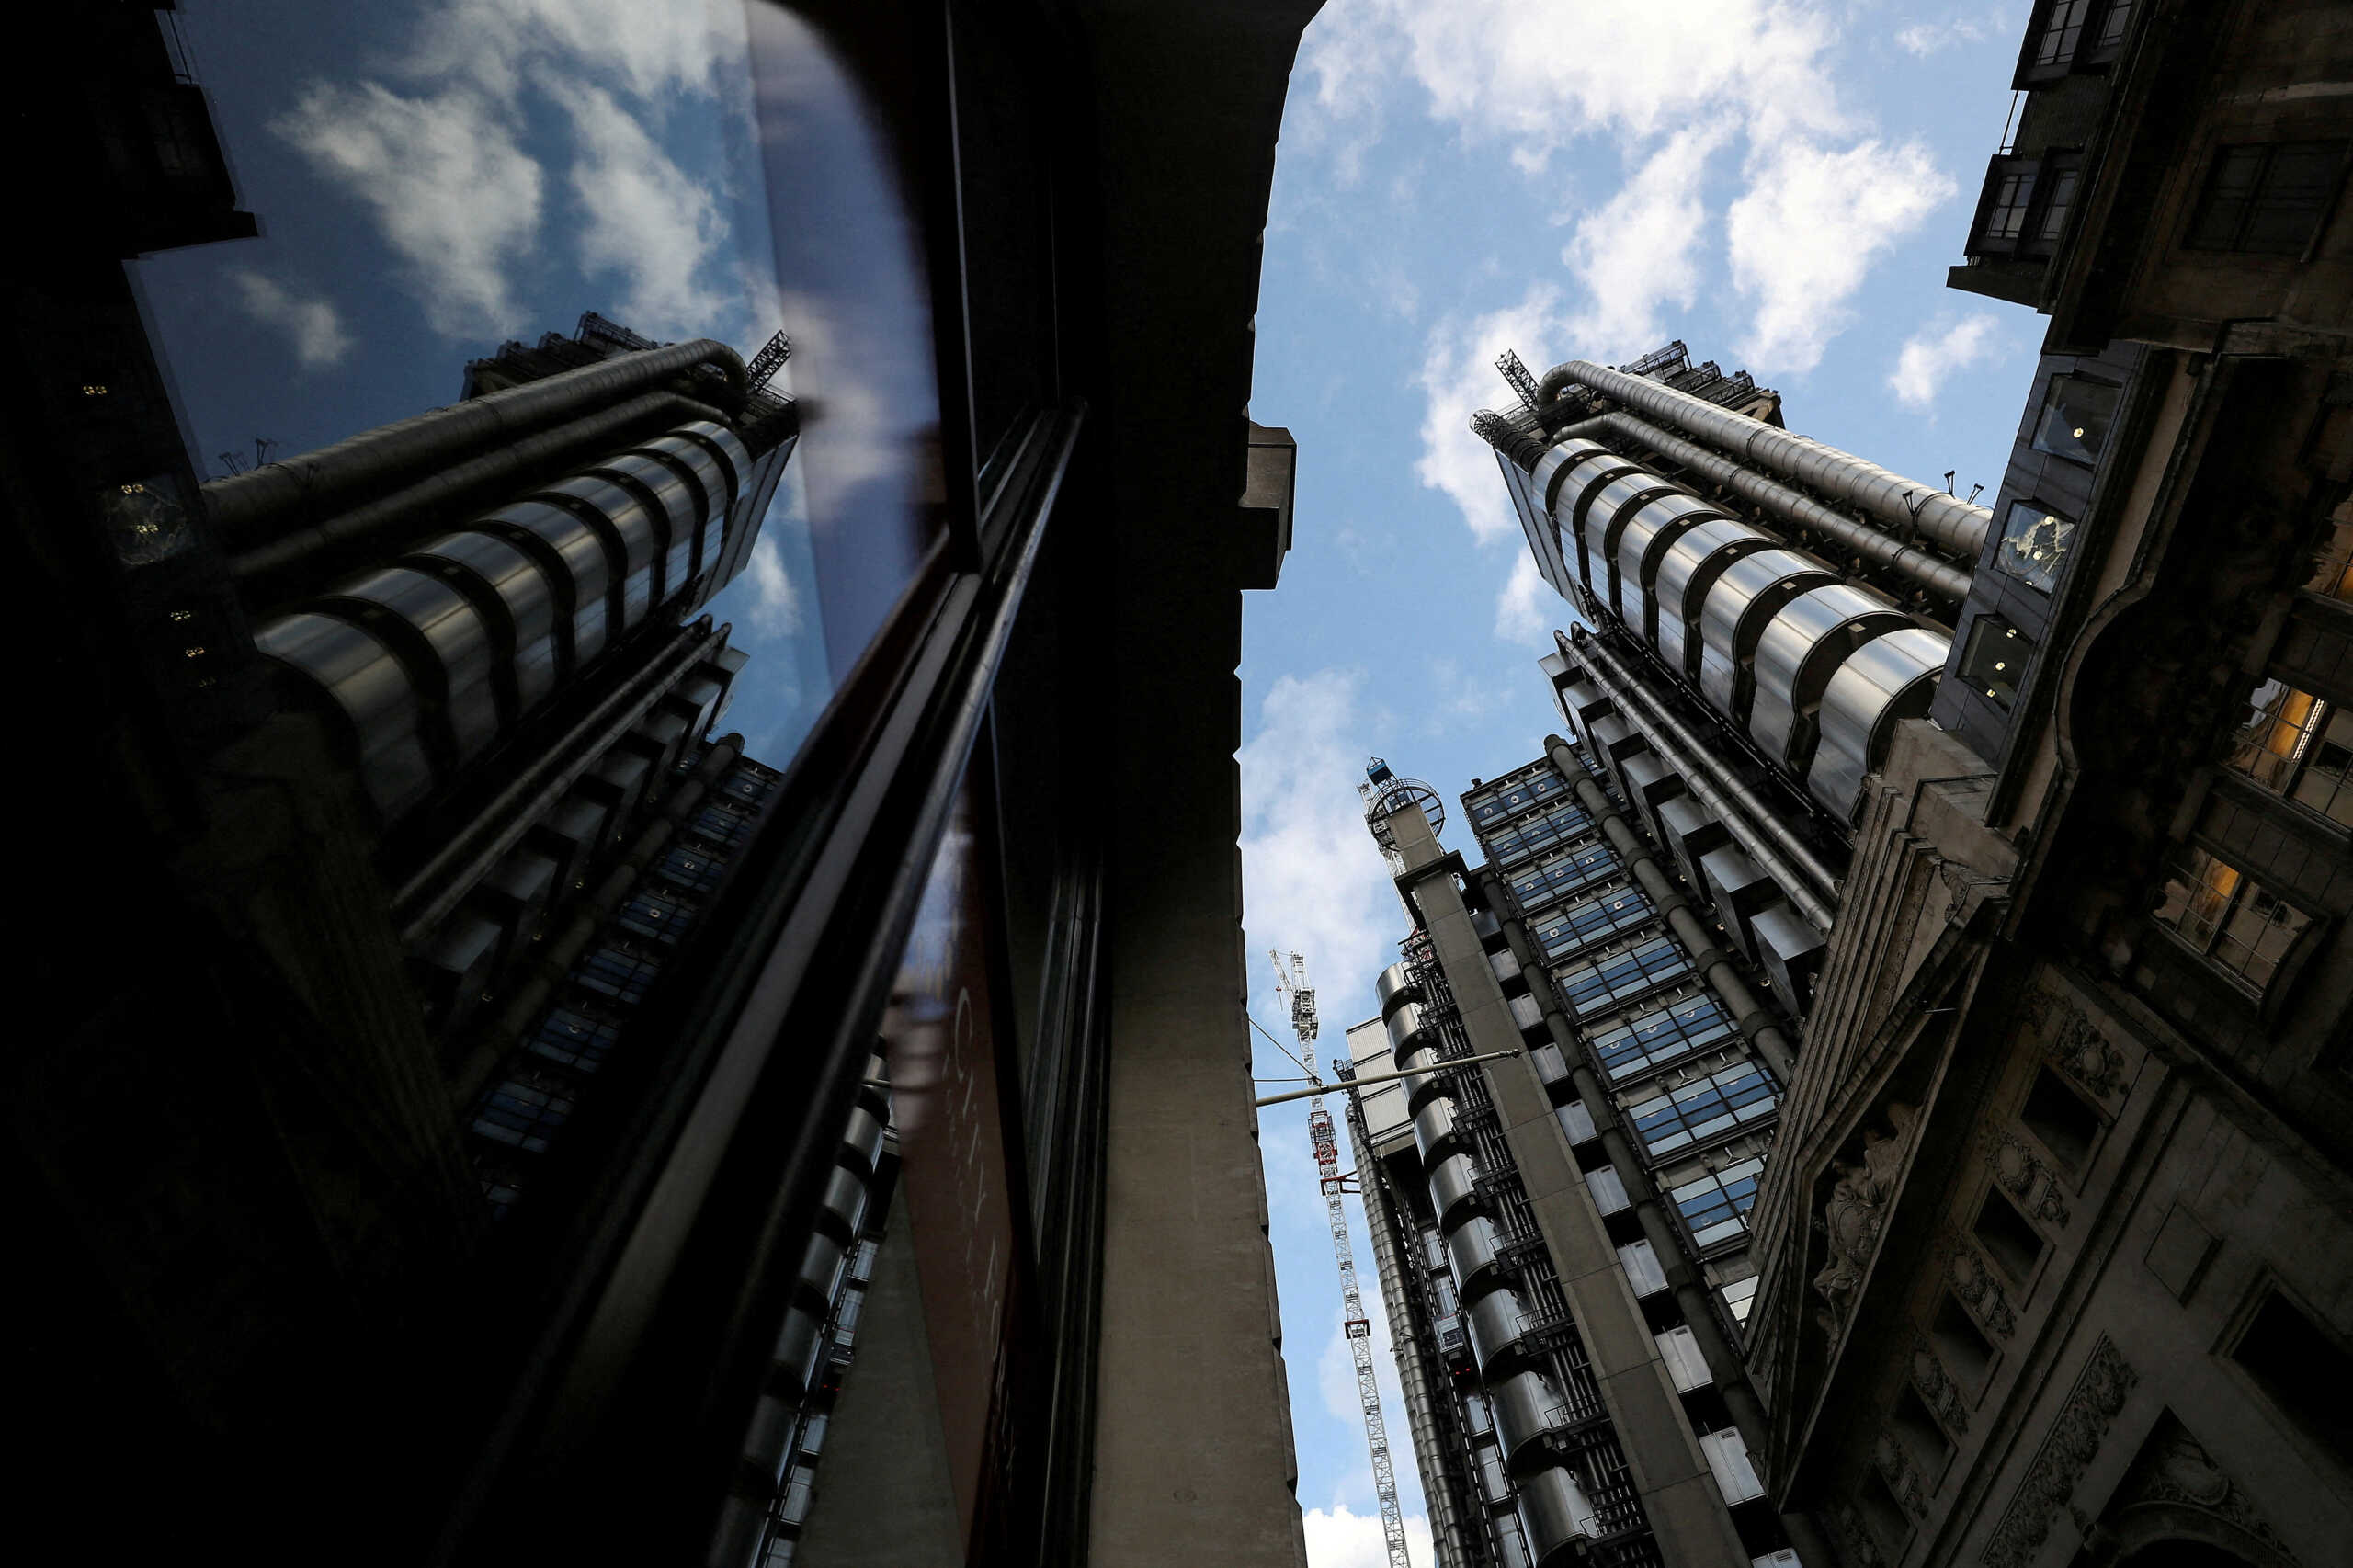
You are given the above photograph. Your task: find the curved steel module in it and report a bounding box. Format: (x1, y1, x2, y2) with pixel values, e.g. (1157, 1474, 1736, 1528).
(1694, 548, 1838, 724)
(596, 451, 702, 601)
(1374, 961, 1421, 1018)
(1412, 1094, 1464, 1165)
(817, 1163, 869, 1240)
(409, 529, 563, 713)
(541, 476, 661, 631)
(483, 499, 616, 667)
(1463, 1285, 1533, 1374)
(1397, 1044, 1447, 1108)
(1443, 1214, 1505, 1296)
(1516, 1460, 1602, 1567)
(327, 564, 505, 764)
(1807, 625, 1949, 818)
(1530, 438, 1611, 514)
(1652, 517, 1772, 680)
(254, 610, 437, 820)
(1557, 454, 1644, 581)
(639, 435, 732, 579)
(1427, 1152, 1481, 1225)
(1613, 493, 1727, 642)
(1747, 584, 1913, 771)
(1578, 472, 1676, 612)
(1383, 999, 1434, 1054)
(1490, 1369, 1569, 1473)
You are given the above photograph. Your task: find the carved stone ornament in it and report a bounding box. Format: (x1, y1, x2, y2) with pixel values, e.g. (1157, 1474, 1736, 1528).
(1981, 1337, 2138, 1568)
(1949, 1244, 2018, 1339)
(1833, 1500, 1890, 1568)
(1911, 1340, 1971, 1436)
(1874, 1432, 1931, 1519)
(1813, 1102, 1921, 1328)
(1989, 1131, 2074, 1229)
(2048, 1004, 2130, 1107)
(2111, 1419, 2301, 1564)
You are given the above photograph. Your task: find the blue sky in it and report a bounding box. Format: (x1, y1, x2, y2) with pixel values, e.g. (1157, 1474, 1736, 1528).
(1236, 4, 2042, 1562)
(141, 4, 2038, 1562)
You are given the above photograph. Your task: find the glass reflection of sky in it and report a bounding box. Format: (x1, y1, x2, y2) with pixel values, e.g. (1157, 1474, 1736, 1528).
(134, 0, 946, 767)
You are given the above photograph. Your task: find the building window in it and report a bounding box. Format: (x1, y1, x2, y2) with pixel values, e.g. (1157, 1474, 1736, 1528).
(2093, 0, 2136, 51)
(2029, 0, 2095, 74)
(1556, 936, 1691, 1017)
(1995, 502, 2076, 594)
(1469, 769, 1569, 825)
(1625, 1062, 1779, 1160)
(2185, 140, 2349, 256)
(1671, 1156, 1765, 1250)
(656, 844, 723, 893)
(2230, 1288, 2353, 1460)
(2030, 375, 2120, 466)
(1532, 883, 1654, 960)
(1507, 840, 1620, 911)
(472, 1072, 575, 1154)
(688, 801, 756, 848)
(1719, 1273, 1757, 1327)
(2031, 156, 2082, 251)
(617, 890, 695, 946)
(577, 944, 662, 1006)
(527, 1007, 620, 1074)
(1590, 993, 1738, 1083)
(1972, 1187, 2048, 1283)
(2154, 846, 2315, 994)
(1959, 615, 2034, 707)
(2228, 681, 2353, 826)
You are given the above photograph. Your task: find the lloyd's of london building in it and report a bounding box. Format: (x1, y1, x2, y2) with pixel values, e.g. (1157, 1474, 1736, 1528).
(1360, 10, 2353, 1551)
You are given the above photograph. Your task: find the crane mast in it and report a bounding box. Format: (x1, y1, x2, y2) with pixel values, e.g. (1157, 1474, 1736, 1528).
(1271, 949, 1412, 1568)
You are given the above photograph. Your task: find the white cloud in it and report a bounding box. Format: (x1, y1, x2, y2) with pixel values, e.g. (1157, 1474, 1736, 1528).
(272, 81, 542, 338)
(1893, 17, 1992, 57)
(1413, 283, 1563, 543)
(227, 268, 352, 369)
(404, 0, 738, 108)
(1727, 138, 1956, 372)
(1495, 552, 1553, 648)
(745, 536, 802, 637)
(543, 78, 730, 336)
(1303, 1506, 1437, 1568)
(1889, 312, 2007, 410)
(1562, 128, 1725, 361)
(1239, 669, 1399, 1001)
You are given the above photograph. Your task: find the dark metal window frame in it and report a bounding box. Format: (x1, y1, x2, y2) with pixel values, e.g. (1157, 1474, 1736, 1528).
(2183, 139, 2353, 259)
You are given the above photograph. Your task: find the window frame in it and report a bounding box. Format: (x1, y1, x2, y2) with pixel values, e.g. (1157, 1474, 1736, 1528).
(1994, 498, 2078, 595)
(2226, 679, 2353, 828)
(2151, 844, 2319, 997)
(2183, 139, 2351, 259)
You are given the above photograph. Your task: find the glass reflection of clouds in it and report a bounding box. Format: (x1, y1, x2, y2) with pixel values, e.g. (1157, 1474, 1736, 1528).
(131, 0, 946, 775)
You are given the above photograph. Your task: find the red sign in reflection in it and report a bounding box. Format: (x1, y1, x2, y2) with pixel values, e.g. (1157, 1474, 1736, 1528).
(881, 776, 1017, 1549)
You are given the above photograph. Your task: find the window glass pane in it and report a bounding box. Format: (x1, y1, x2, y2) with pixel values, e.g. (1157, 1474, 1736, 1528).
(1995, 501, 2076, 593)
(2212, 883, 2313, 990)
(2188, 145, 2269, 249)
(2188, 141, 2348, 255)
(2095, 0, 2136, 49)
(2032, 0, 2093, 68)
(2154, 847, 2238, 954)
(1960, 615, 2035, 706)
(2290, 709, 2353, 826)
(2030, 376, 2119, 466)
(1590, 993, 1737, 1083)
(2033, 164, 2080, 247)
(1532, 883, 1655, 960)
(1981, 163, 2039, 244)
(2227, 682, 2321, 795)
(125, 0, 961, 790)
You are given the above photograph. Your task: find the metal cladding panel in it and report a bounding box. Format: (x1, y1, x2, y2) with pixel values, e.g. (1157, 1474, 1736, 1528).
(1807, 625, 1949, 818)
(1533, 439, 1608, 511)
(1699, 844, 1775, 957)
(487, 499, 614, 665)
(1695, 549, 1837, 722)
(1579, 472, 1668, 611)
(1384, 999, 1433, 1053)
(1748, 584, 1909, 770)
(1517, 1462, 1601, 1566)
(1699, 1429, 1768, 1505)
(1464, 1284, 1531, 1373)
(413, 528, 563, 711)
(1375, 962, 1420, 1017)
(1655, 793, 1726, 890)
(770, 1302, 824, 1401)
(677, 420, 751, 506)
(1654, 518, 1771, 678)
(1560, 457, 1642, 585)
(1656, 1325, 1713, 1392)
(1427, 1152, 1480, 1224)
(1755, 902, 1829, 1006)
(1530, 1041, 1571, 1089)
(839, 1103, 886, 1176)
(543, 476, 659, 629)
(256, 611, 435, 819)
(1491, 1369, 1567, 1471)
(795, 1231, 847, 1304)
(637, 435, 730, 517)
(1615, 493, 1726, 641)
(1445, 1213, 1505, 1293)
(334, 565, 503, 762)
(1558, 676, 1610, 728)
(1413, 1094, 1464, 1165)
(1555, 1099, 1597, 1145)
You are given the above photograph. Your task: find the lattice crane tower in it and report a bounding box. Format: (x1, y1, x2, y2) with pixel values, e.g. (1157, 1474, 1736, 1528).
(1269, 949, 1413, 1568)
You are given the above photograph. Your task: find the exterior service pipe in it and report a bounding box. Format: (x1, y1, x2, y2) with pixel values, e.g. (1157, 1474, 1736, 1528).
(204, 337, 751, 547)
(231, 391, 733, 597)
(1563, 412, 1975, 602)
(1568, 631, 1843, 925)
(1545, 734, 1800, 1085)
(1541, 358, 1992, 559)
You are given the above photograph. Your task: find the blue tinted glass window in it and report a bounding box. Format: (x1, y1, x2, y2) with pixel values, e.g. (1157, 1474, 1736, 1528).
(1671, 1157, 1764, 1250)
(1555, 937, 1689, 1017)
(472, 1073, 575, 1154)
(1626, 1064, 1779, 1161)
(1531, 883, 1654, 960)
(1589, 994, 1738, 1083)
(527, 1007, 620, 1074)
(616, 891, 693, 946)
(1480, 800, 1597, 866)
(577, 945, 661, 1006)
(1509, 841, 1620, 911)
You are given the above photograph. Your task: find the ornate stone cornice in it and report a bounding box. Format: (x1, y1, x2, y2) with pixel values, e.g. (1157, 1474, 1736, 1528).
(1981, 1337, 2137, 1568)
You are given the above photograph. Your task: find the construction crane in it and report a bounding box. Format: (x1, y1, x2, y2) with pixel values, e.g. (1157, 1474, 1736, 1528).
(1269, 949, 1413, 1568)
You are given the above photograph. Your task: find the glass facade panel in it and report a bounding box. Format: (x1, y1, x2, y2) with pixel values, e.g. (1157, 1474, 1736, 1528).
(2031, 0, 2094, 69)
(1590, 993, 1739, 1083)
(1468, 770, 1570, 826)
(2229, 683, 2353, 825)
(1626, 1063, 1779, 1160)
(1960, 615, 2034, 707)
(1531, 883, 1654, 960)
(1481, 800, 1597, 866)
(1508, 841, 1620, 912)
(527, 1008, 620, 1074)
(1671, 1157, 1766, 1251)
(1556, 937, 1691, 1017)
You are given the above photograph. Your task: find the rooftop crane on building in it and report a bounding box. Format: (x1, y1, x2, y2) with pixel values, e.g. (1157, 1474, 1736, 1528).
(1269, 949, 1415, 1568)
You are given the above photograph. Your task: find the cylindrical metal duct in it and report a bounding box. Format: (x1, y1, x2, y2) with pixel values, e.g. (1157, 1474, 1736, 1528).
(1544, 358, 1991, 558)
(1516, 1462, 1602, 1567)
(1412, 1094, 1465, 1165)
(1568, 632, 1840, 926)
(1571, 411, 1976, 601)
(1375, 961, 1421, 1018)
(1443, 1213, 1505, 1296)
(1427, 1152, 1480, 1223)
(205, 338, 750, 547)
(1490, 1369, 1568, 1472)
